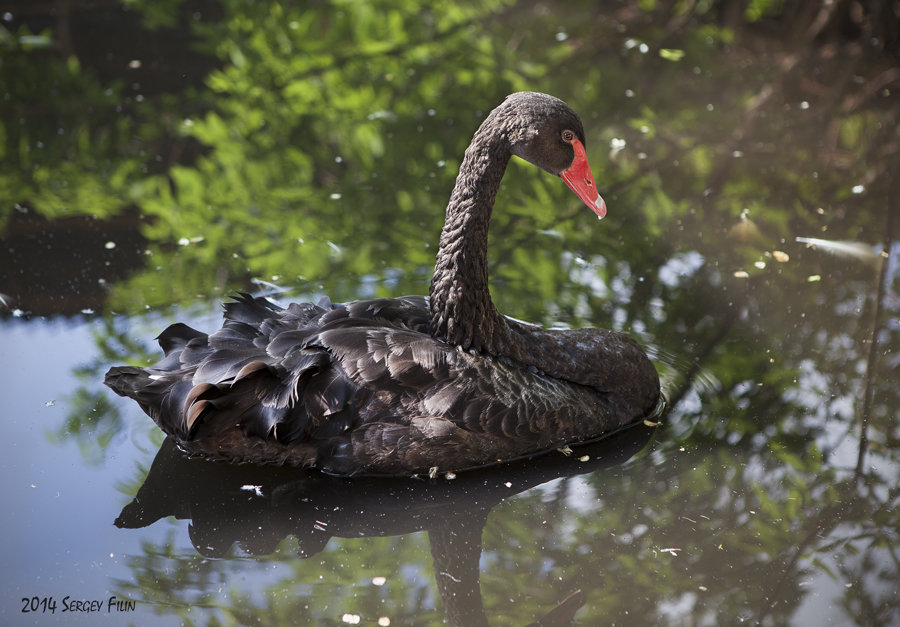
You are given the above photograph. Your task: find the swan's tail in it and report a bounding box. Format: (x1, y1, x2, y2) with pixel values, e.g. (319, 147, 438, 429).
(105, 366, 153, 399)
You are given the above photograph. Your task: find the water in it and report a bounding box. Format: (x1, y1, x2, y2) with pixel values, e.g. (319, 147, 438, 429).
(2, 2, 899, 625)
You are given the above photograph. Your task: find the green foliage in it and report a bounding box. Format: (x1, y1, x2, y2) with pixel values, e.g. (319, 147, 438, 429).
(0, 27, 137, 228)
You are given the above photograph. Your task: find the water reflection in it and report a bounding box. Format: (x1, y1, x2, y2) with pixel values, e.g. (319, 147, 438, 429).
(2, 0, 899, 625)
(115, 427, 654, 626)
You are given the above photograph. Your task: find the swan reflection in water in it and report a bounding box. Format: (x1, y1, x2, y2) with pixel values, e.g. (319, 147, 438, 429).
(115, 423, 655, 627)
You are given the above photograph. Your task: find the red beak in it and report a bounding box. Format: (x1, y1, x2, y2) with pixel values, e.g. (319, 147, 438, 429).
(560, 138, 606, 219)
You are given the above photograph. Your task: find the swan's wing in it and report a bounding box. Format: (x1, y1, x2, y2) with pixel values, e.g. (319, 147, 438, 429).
(107, 295, 437, 445)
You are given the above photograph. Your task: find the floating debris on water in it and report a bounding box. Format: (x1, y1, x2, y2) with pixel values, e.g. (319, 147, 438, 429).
(772, 250, 790, 262)
(796, 236, 882, 267)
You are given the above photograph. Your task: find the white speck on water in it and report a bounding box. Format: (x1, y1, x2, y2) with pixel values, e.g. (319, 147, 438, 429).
(183, 118, 194, 126)
(12, 308, 24, 317)
(178, 237, 190, 246)
(378, 618, 391, 626)
(707, 103, 714, 111)
(240, 484, 264, 497)
(852, 184, 865, 194)
(504, 482, 512, 488)
(732, 150, 744, 158)
(639, 43, 649, 53)
(330, 193, 342, 199)
(45, 400, 55, 407)
(104, 241, 116, 249)
(555, 31, 568, 42)
(754, 261, 766, 269)
(625, 89, 635, 98)
(367, 110, 396, 121)
(371, 576, 387, 586)
(128, 59, 141, 69)
(80, 308, 94, 315)
(342, 614, 361, 624)
(334, 155, 342, 163)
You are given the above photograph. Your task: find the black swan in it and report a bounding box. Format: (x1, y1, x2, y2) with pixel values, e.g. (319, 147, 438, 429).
(106, 92, 660, 477)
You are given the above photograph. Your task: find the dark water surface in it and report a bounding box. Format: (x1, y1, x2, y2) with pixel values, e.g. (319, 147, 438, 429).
(2, 1, 899, 625)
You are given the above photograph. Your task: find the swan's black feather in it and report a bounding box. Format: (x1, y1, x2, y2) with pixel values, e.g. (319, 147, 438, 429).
(157, 323, 206, 356)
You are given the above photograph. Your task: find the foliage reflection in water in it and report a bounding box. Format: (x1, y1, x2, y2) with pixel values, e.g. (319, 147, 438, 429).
(1, 0, 898, 625)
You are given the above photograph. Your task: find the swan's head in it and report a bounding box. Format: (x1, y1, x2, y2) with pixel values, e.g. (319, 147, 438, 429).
(501, 92, 607, 219)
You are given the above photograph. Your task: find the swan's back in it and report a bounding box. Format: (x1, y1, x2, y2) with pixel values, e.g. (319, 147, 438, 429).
(106, 294, 657, 476)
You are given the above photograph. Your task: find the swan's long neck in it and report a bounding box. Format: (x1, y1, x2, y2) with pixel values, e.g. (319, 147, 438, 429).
(429, 122, 513, 355)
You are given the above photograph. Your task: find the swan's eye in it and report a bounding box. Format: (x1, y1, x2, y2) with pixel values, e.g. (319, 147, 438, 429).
(561, 130, 575, 143)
